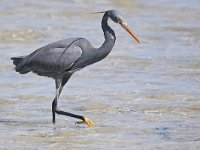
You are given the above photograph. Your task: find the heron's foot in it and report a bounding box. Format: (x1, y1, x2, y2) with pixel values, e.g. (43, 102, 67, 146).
(75, 117, 95, 127)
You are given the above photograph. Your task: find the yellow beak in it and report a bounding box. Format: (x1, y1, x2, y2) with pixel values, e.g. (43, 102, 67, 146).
(120, 22, 142, 44)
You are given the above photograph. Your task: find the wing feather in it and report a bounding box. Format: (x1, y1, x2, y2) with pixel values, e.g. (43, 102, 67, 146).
(16, 38, 83, 76)
(28, 46, 82, 74)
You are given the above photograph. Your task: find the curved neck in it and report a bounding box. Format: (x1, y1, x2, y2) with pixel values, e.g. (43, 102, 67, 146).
(99, 13, 116, 52)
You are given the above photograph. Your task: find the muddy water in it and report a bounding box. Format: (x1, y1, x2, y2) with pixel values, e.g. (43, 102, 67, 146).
(0, 0, 200, 149)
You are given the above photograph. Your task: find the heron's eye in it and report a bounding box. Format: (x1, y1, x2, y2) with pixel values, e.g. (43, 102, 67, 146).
(116, 17, 122, 23)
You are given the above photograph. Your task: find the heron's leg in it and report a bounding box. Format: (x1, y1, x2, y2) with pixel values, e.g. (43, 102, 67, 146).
(52, 74, 95, 127)
(52, 74, 73, 123)
(55, 111, 95, 127)
(52, 78, 62, 123)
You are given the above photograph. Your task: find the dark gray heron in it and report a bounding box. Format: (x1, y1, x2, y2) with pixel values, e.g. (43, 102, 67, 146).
(11, 10, 141, 127)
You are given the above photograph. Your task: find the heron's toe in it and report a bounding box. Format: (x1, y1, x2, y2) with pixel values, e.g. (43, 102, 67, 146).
(75, 117, 95, 127)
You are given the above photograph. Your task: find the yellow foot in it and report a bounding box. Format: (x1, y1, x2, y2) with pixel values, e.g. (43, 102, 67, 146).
(75, 117, 95, 127)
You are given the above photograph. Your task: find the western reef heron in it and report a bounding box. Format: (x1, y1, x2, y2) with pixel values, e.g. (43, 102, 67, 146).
(11, 10, 141, 127)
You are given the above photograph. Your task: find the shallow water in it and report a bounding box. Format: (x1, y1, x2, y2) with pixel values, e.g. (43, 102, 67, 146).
(0, 0, 200, 149)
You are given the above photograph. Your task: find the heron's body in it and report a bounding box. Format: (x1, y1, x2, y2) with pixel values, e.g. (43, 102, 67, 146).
(11, 10, 141, 127)
(14, 36, 114, 77)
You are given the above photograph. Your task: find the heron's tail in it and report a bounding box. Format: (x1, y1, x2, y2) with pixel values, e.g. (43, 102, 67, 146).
(11, 57, 24, 65)
(10, 56, 30, 74)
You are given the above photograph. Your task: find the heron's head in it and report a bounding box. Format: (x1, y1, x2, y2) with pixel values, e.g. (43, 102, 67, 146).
(98, 10, 141, 44)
